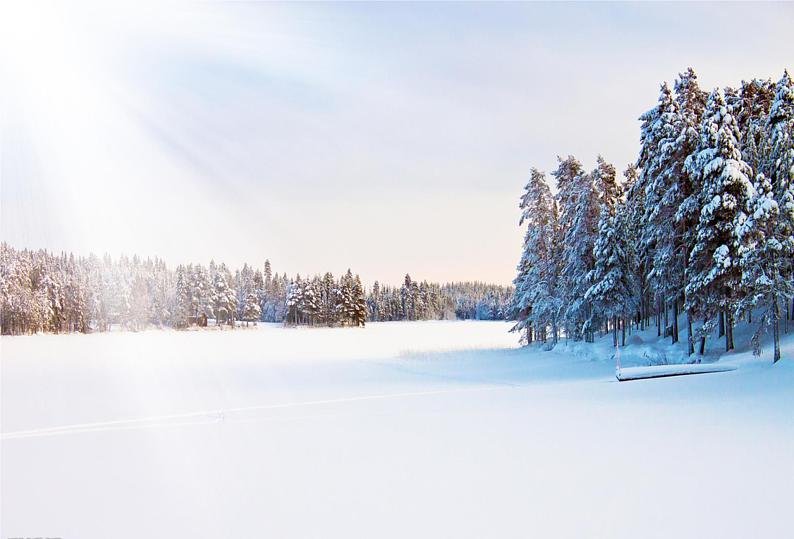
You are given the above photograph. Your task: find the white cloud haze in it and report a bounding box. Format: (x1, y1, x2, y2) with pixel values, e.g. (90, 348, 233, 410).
(1, 1, 792, 285)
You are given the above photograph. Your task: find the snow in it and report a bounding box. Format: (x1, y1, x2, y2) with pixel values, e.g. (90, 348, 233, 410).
(616, 362, 736, 381)
(2, 321, 793, 538)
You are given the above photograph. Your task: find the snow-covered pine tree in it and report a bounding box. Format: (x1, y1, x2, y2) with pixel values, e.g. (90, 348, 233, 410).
(511, 168, 561, 346)
(634, 91, 668, 334)
(261, 259, 274, 321)
(736, 172, 794, 361)
(593, 156, 621, 210)
(620, 164, 644, 330)
(511, 168, 538, 342)
(263, 259, 272, 290)
(211, 263, 237, 327)
(234, 263, 254, 321)
(189, 264, 212, 326)
(401, 274, 414, 321)
(150, 258, 172, 328)
(1, 245, 34, 334)
(252, 268, 265, 322)
(414, 281, 428, 320)
(585, 198, 638, 347)
(643, 82, 688, 344)
(552, 156, 583, 339)
(724, 85, 741, 118)
(307, 276, 325, 325)
(685, 88, 754, 353)
(352, 274, 367, 327)
(241, 291, 261, 326)
(736, 79, 776, 174)
(763, 70, 794, 328)
(670, 68, 709, 353)
(555, 157, 599, 341)
(285, 275, 303, 325)
(319, 272, 336, 325)
(173, 265, 192, 328)
(512, 169, 543, 342)
(130, 267, 150, 331)
(335, 270, 357, 325)
(273, 273, 289, 323)
(585, 156, 621, 338)
(368, 280, 381, 322)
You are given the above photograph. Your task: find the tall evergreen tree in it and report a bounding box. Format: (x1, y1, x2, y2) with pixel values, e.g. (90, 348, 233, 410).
(763, 71, 794, 334)
(241, 291, 261, 326)
(671, 68, 708, 353)
(557, 161, 599, 341)
(685, 88, 754, 352)
(585, 200, 638, 347)
(644, 82, 688, 343)
(736, 78, 776, 174)
(173, 265, 192, 328)
(511, 168, 561, 345)
(736, 173, 794, 361)
(352, 275, 367, 327)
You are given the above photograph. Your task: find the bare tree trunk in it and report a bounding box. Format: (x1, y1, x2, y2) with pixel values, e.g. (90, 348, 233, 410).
(687, 312, 694, 356)
(718, 310, 725, 338)
(725, 316, 730, 352)
(639, 302, 644, 331)
(612, 315, 618, 348)
(672, 297, 679, 344)
(773, 296, 781, 363)
(657, 298, 661, 337)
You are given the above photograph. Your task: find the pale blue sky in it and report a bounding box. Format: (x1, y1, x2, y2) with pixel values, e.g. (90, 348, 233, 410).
(1, 2, 792, 285)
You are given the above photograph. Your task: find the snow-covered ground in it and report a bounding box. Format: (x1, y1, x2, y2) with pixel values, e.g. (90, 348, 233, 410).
(2, 321, 793, 538)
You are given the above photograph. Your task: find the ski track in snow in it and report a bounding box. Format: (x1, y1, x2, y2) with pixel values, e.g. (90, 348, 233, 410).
(1, 384, 510, 441)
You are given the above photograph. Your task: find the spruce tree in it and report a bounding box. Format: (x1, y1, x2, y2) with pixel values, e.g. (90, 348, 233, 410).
(585, 200, 638, 347)
(552, 156, 585, 340)
(593, 156, 620, 211)
(644, 82, 688, 343)
(736, 79, 776, 174)
(763, 71, 794, 335)
(173, 265, 192, 328)
(242, 291, 261, 326)
(685, 88, 754, 353)
(635, 89, 668, 335)
(556, 159, 599, 341)
(671, 68, 708, 353)
(352, 275, 367, 327)
(511, 168, 560, 345)
(736, 173, 794, 361)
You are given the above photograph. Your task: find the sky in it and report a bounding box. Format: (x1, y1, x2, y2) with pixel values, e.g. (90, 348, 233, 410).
(1, 1, 792, 286)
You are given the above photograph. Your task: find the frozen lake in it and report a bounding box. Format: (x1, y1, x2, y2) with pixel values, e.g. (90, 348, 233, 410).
(2, 321, 792, 538)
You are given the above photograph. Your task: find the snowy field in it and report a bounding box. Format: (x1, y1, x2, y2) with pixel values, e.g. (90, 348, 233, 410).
(2, 321, 793, 538)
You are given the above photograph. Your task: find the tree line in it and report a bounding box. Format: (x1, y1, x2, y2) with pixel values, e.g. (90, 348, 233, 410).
(0, 244, 511, 334)
(511, 68, 794, 362)
(366, 275, 511, 322)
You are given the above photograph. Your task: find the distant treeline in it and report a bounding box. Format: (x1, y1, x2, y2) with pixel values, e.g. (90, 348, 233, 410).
(0, 244, 512, 335)
(367, 276, 512, 322)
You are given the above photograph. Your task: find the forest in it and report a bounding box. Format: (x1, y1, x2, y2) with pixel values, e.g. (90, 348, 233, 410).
(511, 68, 794, 361)
(0, 246, 511, 334)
